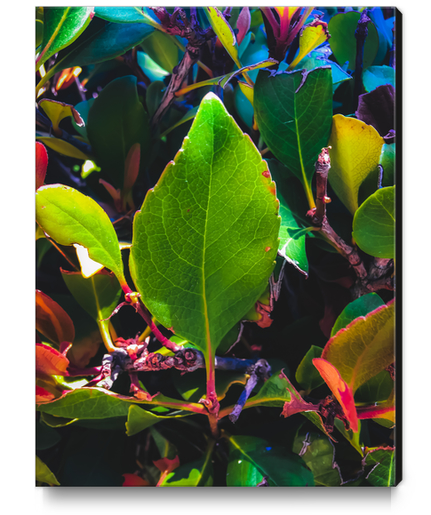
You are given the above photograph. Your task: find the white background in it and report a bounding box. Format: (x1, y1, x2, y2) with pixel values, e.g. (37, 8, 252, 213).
(3, 1, 428, 513)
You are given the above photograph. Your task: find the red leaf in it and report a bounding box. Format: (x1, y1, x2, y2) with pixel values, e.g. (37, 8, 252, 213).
(36, 142, 48, 190)
(36, 343, 69, 376)
(36, 384, 55, 403)
(281, 397, 320, 418)
(236, 6, 251, 45)
(153, 455, 180, 474)
(313, 358, 359, 432)
(36, 290, 75, 345)
(122, 474, 150, 486)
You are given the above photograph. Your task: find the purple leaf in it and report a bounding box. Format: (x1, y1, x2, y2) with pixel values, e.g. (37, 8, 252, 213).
(355, 85, 395, 137)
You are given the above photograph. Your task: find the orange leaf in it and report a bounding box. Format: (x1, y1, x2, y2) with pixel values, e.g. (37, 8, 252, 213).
(122, 474, 150, 486)
(36, 290, 75, 345)
(153, 455, 180, 474)
(36, 384, 56, 403)
(36, 343, 69, 376)
(313, 358, 359, 432)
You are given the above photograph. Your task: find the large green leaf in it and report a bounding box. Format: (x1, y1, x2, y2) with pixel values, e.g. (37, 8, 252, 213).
(140, 30, 179, 74)
(322, 300, 395, 393)
(328, 11, 379, 71)
(328, 114, 384, 215)
(86, 76, 150, 189)
(38, 16, 154, 88)
(129, 93, 280, 357)
(227, 435, 314, 486)
(352, 186, 395, 258)
(331, 293, 385, 337)
(38, 7, 94, 67)
(35, 185, 126, 287)
(254, 67, 333, 207)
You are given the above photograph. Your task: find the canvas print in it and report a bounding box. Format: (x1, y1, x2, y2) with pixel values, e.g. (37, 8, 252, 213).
(36, 6, 399, 487)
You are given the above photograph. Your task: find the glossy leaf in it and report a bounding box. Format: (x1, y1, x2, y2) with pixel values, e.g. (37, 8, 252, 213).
(352, 186, 395, 258)
(36, 185, 126, 287)
(126, 405, 190, 437)
(36, 290, 75, 345)
(94, 6, 159, 26)
(328, 11, 379, 70)
(322, 300, 395, 393)
(313, 358, 359, 433)
(295, 346, 324, 392)
(288, 22, 330, 70)
(38, 7, 94, 67)
(328, 114, 385, 214)
(364, 447, 395, 486)
(140, 30, 178, 74)
(36, 135, 90, 161)
(204, 7, 241, 68)
(130, 93, 280, 357)
(36, 142, 48, 190)
(159, 456, 213, 486)
(39, 99, 84, 134)
(36, 343, 69, 377)
(363, 65, 395, 93)
(36, 455, 60, 486)
(236, 7, 251, 45)
(71, 98, 94, 141)
(227, 435, 314, 486)
(254, 67, 333, 207)
(39, 16, 154, 87)
(331, 293, 385, 337)
(380, 143, 395, 187)
(87, 76, 150, 189)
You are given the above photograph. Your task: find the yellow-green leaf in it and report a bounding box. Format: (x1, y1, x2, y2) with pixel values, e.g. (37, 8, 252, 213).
(36, 455, 60, 486)
(204, 7, 241, 68)
(328, 114, 384, 214)
(36, 136, 90, 161)
(288, 23, 330, 70)
(39, 99, 84, 134)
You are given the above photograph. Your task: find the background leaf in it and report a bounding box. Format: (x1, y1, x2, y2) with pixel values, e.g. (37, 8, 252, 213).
(126, 405, 190, 437)
(295, 346, 324, 392)
(331, 293, 385, 337)
(352, 186, 395, 258)
(36, 185, 126, 286)
(254, 67, 333, 207)
(328, 114, 384, 215)
(36, 290, 75, 345)
(130, 93, 280, 356)
(363, 65, 395, 93)
(160, 456, 213, 486)
(38, 7, 94, 67)
(36, 455, 60, 486)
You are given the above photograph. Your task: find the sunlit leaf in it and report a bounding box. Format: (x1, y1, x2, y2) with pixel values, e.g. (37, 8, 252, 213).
(204, 7, 241, 68)
(130, 93, 280, 359)
(36, 343, 69, 377)
(288, 21, 330, 70)
(38, 99, 84, 134)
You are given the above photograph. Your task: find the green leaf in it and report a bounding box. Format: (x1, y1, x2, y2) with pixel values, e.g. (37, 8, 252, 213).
(204, 7, 241, 68)
(243, 372, 292, 410)
(354, 369, 394, 404)
(39, 16, 154, 87)
(322, 300, 395, 393)
(36, 455, 60, 486)
(381, 143, 395, 187)
(328, 11, 379, 71)
(227, 435, 314, 486)
(39, 99, 84, 134)
(36, 185, 126, 287)
(160, 456, 214, 486)
(126, 405, 191, 437)
(363, 65, 395, 93)
(36, 135, 90, 161)
(87, 75, 150, 189)
(129, 92, 280, 357)
(328, 114, 385, 214)
(140, 30, 179, 74)
(61, 269, 121, 322)
(38, 7, 94, 67)
(295, 346, 324, 392)
(71, 98, 95, 141)
(352, 186, 395, 258)
(364, 447, 395, 486)
(94, 6, 159, 26)
(331, 293, 385, 337)
(254, 67, 333, 207)
(267, 159, 312, 275)
(292, 432, 342, 486)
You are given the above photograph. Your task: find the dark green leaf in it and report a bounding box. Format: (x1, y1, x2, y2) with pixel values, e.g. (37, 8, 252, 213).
(36, 185, 126, 286)
(227, 435, 314, 486)
(38, 7, 93, 67)
(244, 372, 292, 410)
(365, 447, 395, 486)
(331, 293, 385, 337)
(328, 11, 379, 70)
(126, 405, 191, 437)
(295, 346, 324, 392)
(254, 67, 333, 207)
(130, 93, 280, 358)
(87, 75, 150, 189)
(352, 186, 395, 258)
(354, 369, 394, 404)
